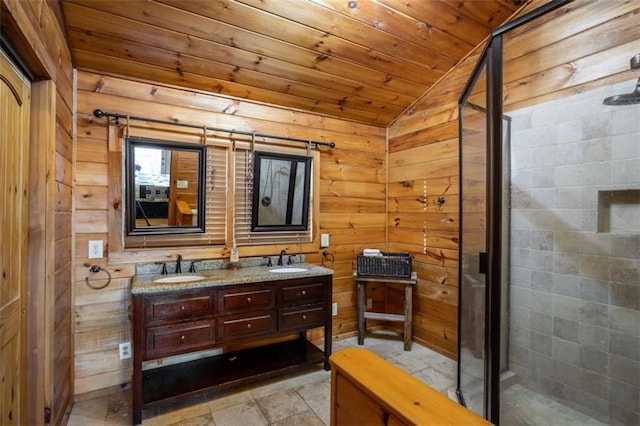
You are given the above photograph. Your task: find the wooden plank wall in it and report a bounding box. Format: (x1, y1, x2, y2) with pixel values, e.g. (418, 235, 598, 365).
(387, 0, 640, 358)
(1, 0, 75, 424)
(73, 71, 386, 397)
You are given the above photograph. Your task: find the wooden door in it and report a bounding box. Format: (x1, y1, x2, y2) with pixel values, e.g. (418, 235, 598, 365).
(0, 49, 31, 426)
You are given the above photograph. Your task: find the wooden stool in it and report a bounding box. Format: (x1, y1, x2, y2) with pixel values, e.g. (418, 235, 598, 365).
(354, 272, 417, 351)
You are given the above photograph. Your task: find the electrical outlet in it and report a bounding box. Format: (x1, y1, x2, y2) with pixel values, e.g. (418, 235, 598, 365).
(88, 240, 103, 259)
(320, 233, 329, 248)
(367, 298, 373, 309)
(119, 342, 131, 360)
(332, 302, 338, 316)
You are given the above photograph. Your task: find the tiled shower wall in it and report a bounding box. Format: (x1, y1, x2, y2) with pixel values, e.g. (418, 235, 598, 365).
(507, 79, 640, 425)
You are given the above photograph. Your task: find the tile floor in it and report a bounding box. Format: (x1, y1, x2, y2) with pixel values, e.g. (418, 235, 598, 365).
(67, 333, 456, 426)
(67, 333, 606, 426)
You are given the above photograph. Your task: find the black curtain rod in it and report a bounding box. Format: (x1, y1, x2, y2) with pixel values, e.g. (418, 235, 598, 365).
(93, 109, 336, 149)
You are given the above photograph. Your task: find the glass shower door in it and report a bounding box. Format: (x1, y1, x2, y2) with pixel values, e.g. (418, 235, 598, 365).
(457, 60, 488, 417)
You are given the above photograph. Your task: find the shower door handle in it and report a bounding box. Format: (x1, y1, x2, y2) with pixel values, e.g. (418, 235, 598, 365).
(478, 252, 488, 275)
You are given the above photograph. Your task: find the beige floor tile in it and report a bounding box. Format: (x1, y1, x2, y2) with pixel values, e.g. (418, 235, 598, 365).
(67, 414, 106, 426)
(206, 389, 254, 412)
(67, 397, 109, 425)
(294, 377, 331, 412)
(211, 400, 268, 426)
(167, 412, 214, 426)
(67, 338, 610, 426)
(104, 390, 133, 425)
(389, 352, 430, 373)
(144, 402, 211, 426)
(270, 409, 325, 426)
(312, 404, 331, 425)
(414, 366, 456, 393)
(255, 388, 310, 423)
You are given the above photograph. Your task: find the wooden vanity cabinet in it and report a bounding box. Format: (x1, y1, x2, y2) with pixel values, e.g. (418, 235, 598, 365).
(132, 275, 332, 425)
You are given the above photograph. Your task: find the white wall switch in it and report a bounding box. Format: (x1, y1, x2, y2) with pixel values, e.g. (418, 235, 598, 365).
(88, 240, 103, 259)
(320, 233, 330, 248)
(332, 302, 338, 316)
(176, 179, 189, 188)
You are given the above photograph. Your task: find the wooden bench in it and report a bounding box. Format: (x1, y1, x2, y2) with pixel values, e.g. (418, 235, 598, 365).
(330, 348, 491, 426)
(174, 200, 193, 225)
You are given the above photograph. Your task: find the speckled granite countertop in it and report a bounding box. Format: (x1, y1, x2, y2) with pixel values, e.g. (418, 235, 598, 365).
(131, 263, 334, 294)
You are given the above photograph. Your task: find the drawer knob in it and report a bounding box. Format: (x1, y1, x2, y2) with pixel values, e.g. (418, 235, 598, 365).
(301, 290, 307, 296)
(246, 323, 252, 329)
(180, 306, 185, 310)
(181, 335, 185, 340)
(246, 297, 252, 303)
(302, 314, 307, 320)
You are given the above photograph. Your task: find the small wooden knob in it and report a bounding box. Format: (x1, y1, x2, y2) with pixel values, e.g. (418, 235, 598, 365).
(301, 290, 307, 296)
(181, 335, 185, 340)
(246, 323, 252, 329)
(247, 297, 252, 303)
(180, 306, 185, 310)
(302, 314, 307, 320)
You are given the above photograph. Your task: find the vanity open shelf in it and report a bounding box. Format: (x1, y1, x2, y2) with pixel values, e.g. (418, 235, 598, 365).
(141, 339, 325, 406)
(131, 269, 333, 425)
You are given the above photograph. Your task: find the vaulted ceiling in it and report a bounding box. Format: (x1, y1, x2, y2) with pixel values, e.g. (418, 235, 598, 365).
(61, 0, 522, 126)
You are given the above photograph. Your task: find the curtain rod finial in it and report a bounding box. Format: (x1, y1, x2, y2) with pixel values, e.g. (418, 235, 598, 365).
(93, 109, 105, 118)
(329, 142, 336, 148)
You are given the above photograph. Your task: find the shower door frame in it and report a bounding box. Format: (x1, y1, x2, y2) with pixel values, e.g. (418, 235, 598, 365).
(456, 1, 573, 424)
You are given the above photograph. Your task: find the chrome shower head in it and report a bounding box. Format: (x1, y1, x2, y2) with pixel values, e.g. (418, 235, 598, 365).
(603, 77, 640, 106)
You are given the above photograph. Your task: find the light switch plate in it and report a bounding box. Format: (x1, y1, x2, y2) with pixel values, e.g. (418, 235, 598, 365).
(88, 240, 103, 259)
(332, 302, 338, 316)
(320, 233, 329, 248)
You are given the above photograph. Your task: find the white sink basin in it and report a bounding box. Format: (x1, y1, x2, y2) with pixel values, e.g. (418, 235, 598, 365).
(154, 275, 205, 283)
(269, 267, 308, 273)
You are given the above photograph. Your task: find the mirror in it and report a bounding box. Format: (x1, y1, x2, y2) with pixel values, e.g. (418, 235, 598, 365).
(252, 151, 312, 232)
(126, 137, 206, 236)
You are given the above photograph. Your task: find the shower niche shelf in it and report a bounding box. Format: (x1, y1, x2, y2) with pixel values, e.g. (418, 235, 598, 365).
(597, 189, 640, 233)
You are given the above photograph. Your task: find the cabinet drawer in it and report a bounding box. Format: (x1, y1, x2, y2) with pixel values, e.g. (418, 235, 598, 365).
(220, 311, 276, 340)
(147, 293, 214, 323)
(279, 282, 325, 305)
(279, 304, 326, 332)
(146, 319, 216, 359)
(219, 286, 275, 313)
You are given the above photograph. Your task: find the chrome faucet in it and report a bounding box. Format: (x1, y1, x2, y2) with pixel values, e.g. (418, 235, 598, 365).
(278, 249, 287, 266)
(176, 254, 182, 273)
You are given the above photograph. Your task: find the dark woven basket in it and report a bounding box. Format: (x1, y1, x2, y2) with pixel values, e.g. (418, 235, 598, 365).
(356, 252, 411, 278)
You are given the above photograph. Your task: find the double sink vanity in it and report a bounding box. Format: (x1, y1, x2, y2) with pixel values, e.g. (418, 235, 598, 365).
(131, 261, 333, 425)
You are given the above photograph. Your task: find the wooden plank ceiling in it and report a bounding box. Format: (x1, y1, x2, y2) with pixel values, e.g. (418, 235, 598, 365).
(61, 0, 522, 126)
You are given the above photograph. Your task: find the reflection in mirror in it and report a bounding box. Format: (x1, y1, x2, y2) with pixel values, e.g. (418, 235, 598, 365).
(126, 137, 206, 236)
(252, 151, 312, 232)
